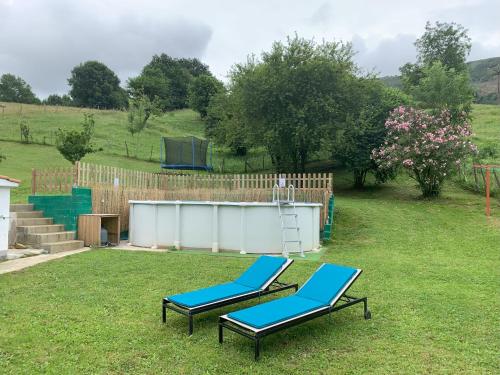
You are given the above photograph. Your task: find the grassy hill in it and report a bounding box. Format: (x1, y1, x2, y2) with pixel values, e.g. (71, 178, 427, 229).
(0, 102, 498, 203)
(0, 102, 272, 202)
(381, 57, 500, 104)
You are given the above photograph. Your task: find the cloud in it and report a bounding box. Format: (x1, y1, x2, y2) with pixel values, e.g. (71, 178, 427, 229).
(308, 2, 334, 28)
(0, 0, 212, 98)
(353, 34, 417, 76)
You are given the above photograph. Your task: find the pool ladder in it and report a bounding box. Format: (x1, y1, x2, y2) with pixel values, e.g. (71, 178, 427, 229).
(273, 184, 304, 258)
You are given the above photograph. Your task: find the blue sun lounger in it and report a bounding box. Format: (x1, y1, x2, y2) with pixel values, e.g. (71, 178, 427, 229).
(162, 256, 297, 335)
(218, 263, 371, 359)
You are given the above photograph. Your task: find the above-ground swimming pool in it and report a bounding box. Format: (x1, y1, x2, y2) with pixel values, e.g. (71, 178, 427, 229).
(128, 200, 322, 254)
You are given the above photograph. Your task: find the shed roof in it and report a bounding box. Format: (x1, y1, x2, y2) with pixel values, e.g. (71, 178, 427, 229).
(0, 175, 21, 187)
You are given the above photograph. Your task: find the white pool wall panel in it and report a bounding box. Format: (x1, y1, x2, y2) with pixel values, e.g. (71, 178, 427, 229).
(129, 200, 322, 254)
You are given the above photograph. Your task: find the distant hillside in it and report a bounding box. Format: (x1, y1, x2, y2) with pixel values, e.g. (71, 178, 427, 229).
(380, 57, 500, 104)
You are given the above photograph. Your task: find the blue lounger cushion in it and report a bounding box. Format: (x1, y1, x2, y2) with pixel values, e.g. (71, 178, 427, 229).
(168, 282, 255, 308)
(235, 256, 287, 289)
(227, 295, 326, 329)
(167, 256, 287, 308)
(296, 264, 357, 305)
(227, 263, 358, 329)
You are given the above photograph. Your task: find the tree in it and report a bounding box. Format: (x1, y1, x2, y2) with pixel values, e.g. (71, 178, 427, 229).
(127, 93, 160, 136)
(44, 94, 73, 106)
(334, 81, 411, 187)
(0, 74, 40, 104)
(68, 61, 127, 109)
(409, 61, 473, 115)
(129, 54, 214, 111)
(177, 58, 211, 77)
(416, 21, 471, 73)
(400, 22, 473, 116)
(227, 36, 355, 172)
(399, 63, 424, 89)
(188, 75, 224, 118)
(125, 93, 161, 157)
(127, 66, 171, 111)
(205, 91, 249, 156)
(372, 107, 477, 197)
(55, 113, 97, 164)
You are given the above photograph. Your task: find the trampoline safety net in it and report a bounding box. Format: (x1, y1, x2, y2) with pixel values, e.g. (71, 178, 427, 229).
(160, 136, 212, 171)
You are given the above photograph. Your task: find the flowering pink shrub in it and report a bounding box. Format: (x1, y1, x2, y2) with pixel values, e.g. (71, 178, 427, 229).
(372, 107, 477, 197)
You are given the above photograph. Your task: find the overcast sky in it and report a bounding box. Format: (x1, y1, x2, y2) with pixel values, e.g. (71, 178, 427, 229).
(1, 0, 499, 98)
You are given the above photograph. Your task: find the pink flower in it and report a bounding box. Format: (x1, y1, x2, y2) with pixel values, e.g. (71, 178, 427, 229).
(403, 159, 414, 168)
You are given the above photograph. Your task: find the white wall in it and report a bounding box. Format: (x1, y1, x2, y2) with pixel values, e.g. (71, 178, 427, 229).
(0, 187, 12, 259)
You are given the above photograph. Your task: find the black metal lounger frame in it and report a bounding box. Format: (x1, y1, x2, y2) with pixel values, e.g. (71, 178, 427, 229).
(218, 268, 371, 360)
(162, 259, 298, 335)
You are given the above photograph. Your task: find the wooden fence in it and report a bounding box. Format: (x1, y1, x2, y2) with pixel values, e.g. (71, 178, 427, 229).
(91, 186, 332, 232)
(32, 162, 333, 194)
(31, 162, 333, 232)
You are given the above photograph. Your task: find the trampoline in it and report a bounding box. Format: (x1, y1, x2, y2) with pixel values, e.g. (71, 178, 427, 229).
(160, 136, 212, 171)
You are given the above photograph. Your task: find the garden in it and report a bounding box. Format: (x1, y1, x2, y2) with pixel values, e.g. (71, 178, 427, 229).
(1, 175, 499, 373)
(0, 18, 499, 375)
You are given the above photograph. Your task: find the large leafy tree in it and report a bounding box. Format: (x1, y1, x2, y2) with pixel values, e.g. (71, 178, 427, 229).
(128, 66, 171, 111)
(333, 81, 411, 187)
(408, 61, 473, 115)
(43, 94, 73, 106)
(205, 91, 249, 156)
(68, 61, 127, 109)
(188, 74, 224, 118)
(129, 55, 212, 111)
(0, 74, 40, 104)
(177, 58, 211, 77)
(416, 21, 471, 73)
(227, 36, 355, 172)
(401, 21, 473, 115)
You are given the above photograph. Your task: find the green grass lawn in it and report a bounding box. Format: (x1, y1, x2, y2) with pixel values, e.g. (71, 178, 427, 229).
(1, 177, 499, 374)
(470, 104, 500, 164)
(0, 102, 205, 160)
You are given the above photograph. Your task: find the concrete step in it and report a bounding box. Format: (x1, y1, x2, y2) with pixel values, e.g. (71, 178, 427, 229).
(28, 231, 76, 246)
(16, 224, 65, 234)
(40, 240, 84, 254)
(16, 217, 53, 226)
(10, 204, 34, 212)
(14, 211, 44, 219)
(15, 224, 65, 244)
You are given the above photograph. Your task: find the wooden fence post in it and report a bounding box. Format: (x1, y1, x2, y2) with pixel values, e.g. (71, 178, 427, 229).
(73, 161, 80, 187)
(485, 167, 491, 217)
(31, 168, 37, 195)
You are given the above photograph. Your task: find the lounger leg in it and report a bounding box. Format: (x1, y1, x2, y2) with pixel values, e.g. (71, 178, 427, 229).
(254, 338, 260, 360)
(162, 302, 167, 323)
(363, 297, 371, 320)
(218, 322, 224, 344)
(188, 314, 194, 335)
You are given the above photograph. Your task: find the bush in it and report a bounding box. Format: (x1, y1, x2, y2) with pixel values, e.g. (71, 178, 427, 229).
(55, 114, 97, 164)
(19, 119, 33, 144)
(372, 107, 477, 197)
